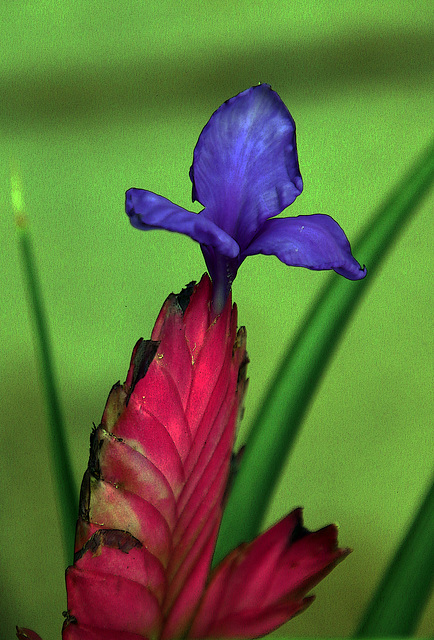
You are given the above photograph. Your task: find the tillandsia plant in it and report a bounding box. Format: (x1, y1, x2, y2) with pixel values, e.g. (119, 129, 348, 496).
(18, 84, 367, 640)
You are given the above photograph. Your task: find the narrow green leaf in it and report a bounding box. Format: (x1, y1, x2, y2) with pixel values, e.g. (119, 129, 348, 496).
(13, 170, 77, 565)
(213, 139, 434, 568)
(355, 478, 434, 637)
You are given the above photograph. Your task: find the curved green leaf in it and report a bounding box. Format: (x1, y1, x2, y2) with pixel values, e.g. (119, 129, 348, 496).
(14, 171, 77, 566)
(214, 139, 434, 568)
(354, 477, 434, 637)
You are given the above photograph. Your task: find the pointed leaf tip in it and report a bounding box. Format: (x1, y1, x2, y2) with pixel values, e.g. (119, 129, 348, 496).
(16, 629, 43, 640)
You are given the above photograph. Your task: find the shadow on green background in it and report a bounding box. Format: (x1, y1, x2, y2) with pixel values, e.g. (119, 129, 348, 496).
(1, 2, 432, 638)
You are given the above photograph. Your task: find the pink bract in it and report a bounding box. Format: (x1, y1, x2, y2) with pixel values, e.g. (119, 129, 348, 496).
(64, 273, 248, 639)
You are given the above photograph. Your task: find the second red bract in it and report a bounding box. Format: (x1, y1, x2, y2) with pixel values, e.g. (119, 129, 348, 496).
(57, 274, 349, 640)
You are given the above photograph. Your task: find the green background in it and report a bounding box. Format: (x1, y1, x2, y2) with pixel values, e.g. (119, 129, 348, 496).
(1, 1, 432, 638)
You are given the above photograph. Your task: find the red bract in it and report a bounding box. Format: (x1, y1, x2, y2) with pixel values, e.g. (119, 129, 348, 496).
(189, 509, 350, 638)
(64, 273, 248, 640)
(19, 274, 350, 640)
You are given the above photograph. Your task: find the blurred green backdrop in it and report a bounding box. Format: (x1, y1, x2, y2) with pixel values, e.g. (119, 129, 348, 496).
(1, 1, 433, 638)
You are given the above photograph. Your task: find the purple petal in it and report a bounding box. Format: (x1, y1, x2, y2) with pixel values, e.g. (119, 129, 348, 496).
(126, 189, 239, 258)
(189, 84, 303, 250)
(243, 215, 367, 280)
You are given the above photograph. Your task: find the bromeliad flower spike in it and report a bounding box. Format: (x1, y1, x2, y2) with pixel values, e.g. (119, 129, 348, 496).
(18, 85, 364, 640)
(126, 83, 366, 312)
(18, 276, 350, 640)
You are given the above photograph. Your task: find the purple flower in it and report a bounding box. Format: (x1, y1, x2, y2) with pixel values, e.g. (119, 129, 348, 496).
(126, 84, 366, 311)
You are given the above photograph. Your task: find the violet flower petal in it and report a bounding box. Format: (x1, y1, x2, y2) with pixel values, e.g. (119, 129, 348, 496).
(126, 85, 366, 311)
(126, 188, 239, 258)
(243, 214, 367, 280)
(190, 84, 303, 249)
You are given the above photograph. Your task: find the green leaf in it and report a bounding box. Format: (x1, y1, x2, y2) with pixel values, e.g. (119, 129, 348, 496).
(14, 172, 77, 566)
(213, 139, 434, 568)
(354, 478, 434, 637)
